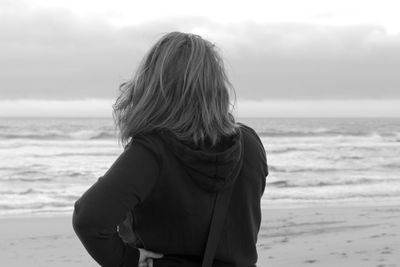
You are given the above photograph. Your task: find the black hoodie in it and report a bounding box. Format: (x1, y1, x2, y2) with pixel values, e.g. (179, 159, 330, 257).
(72, 122, 268, 267)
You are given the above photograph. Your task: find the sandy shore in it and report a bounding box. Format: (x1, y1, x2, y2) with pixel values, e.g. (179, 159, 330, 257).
(257, 204, 400, 267)
(1, 204, 399, 267)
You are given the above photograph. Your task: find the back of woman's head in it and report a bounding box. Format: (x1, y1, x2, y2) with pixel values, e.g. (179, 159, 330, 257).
(113, 31, 238, 148)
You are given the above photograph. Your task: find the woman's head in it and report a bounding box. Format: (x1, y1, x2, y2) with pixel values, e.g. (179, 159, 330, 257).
(113, 31, 238, 148)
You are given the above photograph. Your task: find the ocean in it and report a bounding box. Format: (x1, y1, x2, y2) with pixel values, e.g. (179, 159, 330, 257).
(0, 117, 399, 216)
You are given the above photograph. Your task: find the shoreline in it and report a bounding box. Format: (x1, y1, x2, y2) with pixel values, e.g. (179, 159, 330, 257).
(3, 197, 400, 219)
(1, 204, 399, 266)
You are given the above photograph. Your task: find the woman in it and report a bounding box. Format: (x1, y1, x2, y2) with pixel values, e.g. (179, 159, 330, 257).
(72, 32, 268, 267)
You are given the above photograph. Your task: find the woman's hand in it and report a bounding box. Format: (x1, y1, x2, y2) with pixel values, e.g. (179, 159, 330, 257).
(118, 211, 138, 245)
(118, 212, 163, 266)
(137, 248, 163, 267)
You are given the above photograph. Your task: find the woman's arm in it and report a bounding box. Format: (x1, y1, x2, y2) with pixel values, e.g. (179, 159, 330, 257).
(72, 139, 160, 267)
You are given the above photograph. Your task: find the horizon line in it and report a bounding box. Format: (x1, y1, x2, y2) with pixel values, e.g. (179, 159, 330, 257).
(1, 116, 399, 119)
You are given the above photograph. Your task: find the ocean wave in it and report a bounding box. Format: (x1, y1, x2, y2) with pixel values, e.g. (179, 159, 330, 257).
(0, 170, 90, 181)
(7, 178, 53, 183)
(265, 192, 400, 201)
(2, 127, 397, 141)
(0, 130, 116, 140)
(31, 152, 118, 158)
(381, 163, 400, 169)
(257, 129, 398, 140)
(14, 170, 43, 175)
(1, 128, 398, 142)
(0, 164, 46, 171)
(269, 147, 317, 154)
(0, 201, 71, 210)
(268, 165, 358, 173)
(69, 130, 115, 140)
(335, 155, 364, 160)
(0, 188, 48, 195)
(267, 178, 399, 188)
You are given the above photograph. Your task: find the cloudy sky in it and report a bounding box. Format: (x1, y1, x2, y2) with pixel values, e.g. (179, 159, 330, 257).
(1, 0, 400, 117)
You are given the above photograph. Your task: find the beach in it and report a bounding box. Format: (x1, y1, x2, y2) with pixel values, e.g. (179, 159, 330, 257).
(257, 204, 400, 267)
(1, 117, 399, 266)
(1, 204, 399, 267)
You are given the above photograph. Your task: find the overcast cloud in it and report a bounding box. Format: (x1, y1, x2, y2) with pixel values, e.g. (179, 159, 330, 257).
(1, 2, 400, 103)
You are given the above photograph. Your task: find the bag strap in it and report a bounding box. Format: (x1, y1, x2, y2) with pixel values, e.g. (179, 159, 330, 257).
(201, 186, 234, 267)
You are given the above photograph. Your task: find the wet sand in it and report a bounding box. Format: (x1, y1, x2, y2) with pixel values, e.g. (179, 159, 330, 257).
(257, 205, 400, 267)
(1, 204, 399, 266)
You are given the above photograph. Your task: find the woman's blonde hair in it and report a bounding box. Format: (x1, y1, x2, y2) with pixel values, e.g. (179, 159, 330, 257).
(113, 31, 238, 148)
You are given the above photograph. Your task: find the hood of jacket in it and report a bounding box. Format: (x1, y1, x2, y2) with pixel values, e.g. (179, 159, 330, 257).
(159, 128, 244, 193)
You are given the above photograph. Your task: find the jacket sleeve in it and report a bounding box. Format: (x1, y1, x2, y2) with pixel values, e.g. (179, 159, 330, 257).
(72, 137, 160, 267)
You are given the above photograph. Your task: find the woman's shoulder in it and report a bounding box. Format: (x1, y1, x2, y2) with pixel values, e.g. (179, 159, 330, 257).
(125, 131, 165, 165)
(237, 122, 263, 145)
(237, 122, 268, 177)
(237, 122, 266, 155)
(237, 122, 257, 135)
